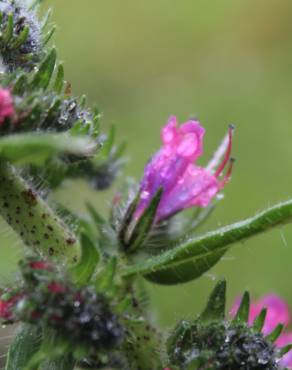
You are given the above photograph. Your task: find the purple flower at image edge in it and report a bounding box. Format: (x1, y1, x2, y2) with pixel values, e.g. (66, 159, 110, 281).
(0, 88, 14, 124)
(230, 294, 292, 368)
(135, 116, 234, 222)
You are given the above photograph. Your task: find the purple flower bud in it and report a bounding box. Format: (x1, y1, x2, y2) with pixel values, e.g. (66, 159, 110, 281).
(135, 116, 234, 222)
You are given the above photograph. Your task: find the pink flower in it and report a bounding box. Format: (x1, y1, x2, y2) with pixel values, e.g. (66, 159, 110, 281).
(0, 291, 22, 322)
(135, 116, 234, 222)
(29, 261, 53, 270)
(230, 294, 292, 368)
(47, 282, 67, 293)
(0, 88, 14, 125)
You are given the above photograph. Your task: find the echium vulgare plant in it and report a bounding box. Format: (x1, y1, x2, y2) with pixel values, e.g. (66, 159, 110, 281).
(0, 1, 292, 370)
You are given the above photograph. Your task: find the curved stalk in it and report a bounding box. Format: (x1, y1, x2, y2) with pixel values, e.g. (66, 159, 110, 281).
(0, 159, 80, 263)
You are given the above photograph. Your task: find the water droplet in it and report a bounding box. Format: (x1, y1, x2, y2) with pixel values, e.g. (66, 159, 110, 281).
(141, 191, 150, 200)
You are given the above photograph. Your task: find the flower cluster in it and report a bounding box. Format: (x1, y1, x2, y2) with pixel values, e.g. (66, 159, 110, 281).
(0, 260, 124, 354)
(135, 116, 234, 223)
(231, 294, 292, 368)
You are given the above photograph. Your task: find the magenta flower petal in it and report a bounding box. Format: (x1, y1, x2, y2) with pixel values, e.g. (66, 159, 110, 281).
(156, 165, 219, 219)
(0, 88, 14, 124)
(135, 116, 233, 222)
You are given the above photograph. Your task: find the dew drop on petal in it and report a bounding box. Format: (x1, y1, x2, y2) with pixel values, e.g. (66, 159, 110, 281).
(141, 191, 150, 200)
(177, 134, 197, 157)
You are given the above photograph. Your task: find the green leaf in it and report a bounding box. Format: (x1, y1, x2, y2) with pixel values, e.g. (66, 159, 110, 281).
(29, 0, 46, 10)
(24, 329, 71, 370)
(118, 191, 140, 246)
(279, 344, 292, 357)
(86, 202, 106, 226)
(3, 13, 13, 43)
(13, 73, 28, 95)
(265, 324, 284, 343)
(39, 355, 75, 370)
(122, 199, 292, 284)
(200, 280, 226, 321)
(125, 188, 162, 253)
(232, 291, 250, 323)
(96, 256, 117, 291)
(54, 63, 64, 93)
(5, 324, 41, 370)
(31, 48, 56, 90)
(70, 233, 100, 284)
(100, 125, 115, 158)
(10, 26, 29, 49)
(43, 26, 56, 46)
(0, 133, 96, 165)
(253, 308, 267, 332)
(41, 8, 52, 30)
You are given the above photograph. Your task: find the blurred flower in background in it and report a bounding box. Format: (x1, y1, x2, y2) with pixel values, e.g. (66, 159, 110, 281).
(231, 294, 292, 368)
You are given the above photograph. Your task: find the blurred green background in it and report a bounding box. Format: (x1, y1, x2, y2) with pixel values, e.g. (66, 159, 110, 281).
(3, 0, 292, 330)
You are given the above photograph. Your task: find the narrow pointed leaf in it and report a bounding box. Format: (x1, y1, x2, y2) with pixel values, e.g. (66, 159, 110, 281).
(200, 280, 226, 321)
(279, 344, 292, 357)
(100, 125, 115, 157)
(70, 233, 100, 284)
(233, 291, 250, 323)
(10, 25, 29, 49)
(29, 0, 46, 10)
(5, 324, 41, 370)
(79, 94, 86, 108)
(13, 74, 28, 95)
(0, 133, 96, 165)
(43, 26, 56, 46)
(3, 13, 13, 43)
(41, 9, 52, 30)
(266, 324, 284, 343)
(96, 256, 117, 291)
(86, 202, 106, 226)
(31, 48, 56, 90)
(118, 191, 140, 245)
(113, 141, 127, 160)
(126, 188, 163, 253)
(122, 199, 292, 284)
(54, 63, 64, 93)
(39, 356, 75, 370)
(253, 308, 267, 332)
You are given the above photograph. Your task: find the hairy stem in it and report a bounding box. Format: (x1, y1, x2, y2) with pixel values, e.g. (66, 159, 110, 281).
(0, 159, 80, 263)
(122, 199, 292, 282)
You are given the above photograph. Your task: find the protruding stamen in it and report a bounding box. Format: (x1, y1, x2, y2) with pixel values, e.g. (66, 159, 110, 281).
(220, 157, 235, 187)
(214, 125, 234, 178)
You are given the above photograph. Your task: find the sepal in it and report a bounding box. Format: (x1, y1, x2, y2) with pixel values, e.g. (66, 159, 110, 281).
(122, 188, 163, 254)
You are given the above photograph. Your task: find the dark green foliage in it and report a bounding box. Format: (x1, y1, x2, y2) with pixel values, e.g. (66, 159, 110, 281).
(166, 282, 290, 370)
(14, 260, 125, 355)
(5, 324, 41, 370)
(0, 0, 41, 70)
(168, 320, 278, 370)
(200, 280, 226, 322)
(121, 188, 163, 253)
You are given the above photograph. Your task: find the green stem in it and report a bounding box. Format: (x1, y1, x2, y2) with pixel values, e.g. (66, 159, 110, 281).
(0, 159, 80, 263)
(122, 199, 292, 283)
(5, 324, 41, 370)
